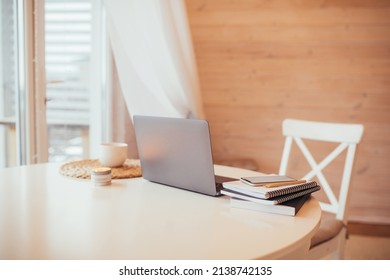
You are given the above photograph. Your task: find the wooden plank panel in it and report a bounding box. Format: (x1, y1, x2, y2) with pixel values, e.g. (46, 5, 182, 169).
(194, 42, 390, 60)
(205, 106, 390, 124)
(197, 59, 390, 78)
(187, 0, 390, 11)
(198, 76, 390, 91)
(203, 91, 390, 111)
(187, 9, 390, 26)
(191, 25, 390, 43)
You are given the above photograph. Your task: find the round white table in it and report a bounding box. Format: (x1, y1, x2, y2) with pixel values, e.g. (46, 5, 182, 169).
(0, 163, 321, 259)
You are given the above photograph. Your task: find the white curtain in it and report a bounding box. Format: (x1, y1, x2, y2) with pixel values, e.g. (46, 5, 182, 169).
(104, 0, 204, 119)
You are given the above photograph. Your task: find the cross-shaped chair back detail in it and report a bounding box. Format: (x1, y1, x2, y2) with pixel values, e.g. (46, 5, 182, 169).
(279, 119, 364, 224)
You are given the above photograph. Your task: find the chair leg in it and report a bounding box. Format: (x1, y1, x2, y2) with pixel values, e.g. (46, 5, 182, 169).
(328, 228, 347, 259)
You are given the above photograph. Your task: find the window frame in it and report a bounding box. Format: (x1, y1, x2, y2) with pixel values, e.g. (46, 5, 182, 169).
(16, 0, 38, 165)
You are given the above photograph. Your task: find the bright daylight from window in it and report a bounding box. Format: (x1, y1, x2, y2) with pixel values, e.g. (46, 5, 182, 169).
(45, 0, 102, 162)
(0, 0, 103, 168)
(0, 0, 18, 167)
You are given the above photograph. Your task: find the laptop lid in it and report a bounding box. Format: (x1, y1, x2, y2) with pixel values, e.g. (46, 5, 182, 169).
(133, 115, 221, 196)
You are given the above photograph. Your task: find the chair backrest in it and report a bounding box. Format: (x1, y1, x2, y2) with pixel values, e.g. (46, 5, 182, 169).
(279, 119, 364, 223)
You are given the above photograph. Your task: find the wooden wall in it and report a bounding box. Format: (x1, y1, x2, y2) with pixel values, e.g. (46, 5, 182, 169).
(185, 0, 390, 225)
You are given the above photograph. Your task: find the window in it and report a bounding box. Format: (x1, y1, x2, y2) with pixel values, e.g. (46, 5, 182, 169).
(0, 0, 106, 168)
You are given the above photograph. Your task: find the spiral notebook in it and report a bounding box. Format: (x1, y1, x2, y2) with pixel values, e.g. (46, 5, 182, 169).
(221, 184, 320, 205)
(222, 180, 319, 199)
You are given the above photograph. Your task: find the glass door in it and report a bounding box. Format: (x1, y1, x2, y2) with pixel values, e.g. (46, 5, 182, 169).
(44, 0, 105, 163)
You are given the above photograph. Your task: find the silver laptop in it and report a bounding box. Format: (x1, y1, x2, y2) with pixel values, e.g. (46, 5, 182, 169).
(133, 115, 234, 196)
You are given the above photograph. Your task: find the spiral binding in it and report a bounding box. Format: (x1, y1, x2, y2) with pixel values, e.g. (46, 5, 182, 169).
(267, 181, 319, 199)
(272, 185, 321, 204)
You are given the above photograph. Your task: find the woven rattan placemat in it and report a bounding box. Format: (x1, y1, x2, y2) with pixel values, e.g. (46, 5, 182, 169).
(59, 159, 142, 180)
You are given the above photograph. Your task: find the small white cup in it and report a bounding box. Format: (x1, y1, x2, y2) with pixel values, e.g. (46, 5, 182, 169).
(99, 142, 128, 167)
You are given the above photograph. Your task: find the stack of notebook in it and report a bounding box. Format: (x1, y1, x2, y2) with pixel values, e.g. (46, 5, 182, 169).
(222, 176, 321, 216)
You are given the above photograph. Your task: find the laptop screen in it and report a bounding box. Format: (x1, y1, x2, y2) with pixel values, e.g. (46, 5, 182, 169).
(133, 115, 220, 196)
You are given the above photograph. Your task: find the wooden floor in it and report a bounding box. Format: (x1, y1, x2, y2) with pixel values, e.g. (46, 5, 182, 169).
(345, 235, 390, 260)
(345, 223, 390, 260)
(348, 222, 390, 237)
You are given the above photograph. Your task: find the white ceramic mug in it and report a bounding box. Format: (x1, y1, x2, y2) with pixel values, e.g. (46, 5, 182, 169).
(99, 142, 128, 167)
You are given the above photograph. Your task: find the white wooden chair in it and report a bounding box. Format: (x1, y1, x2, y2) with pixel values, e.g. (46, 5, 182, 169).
(279, 119, 364, 259)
